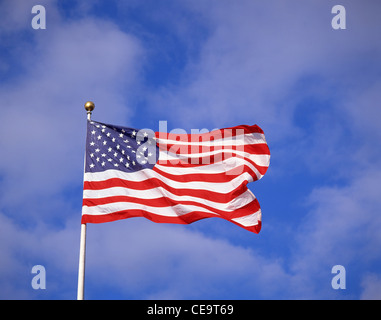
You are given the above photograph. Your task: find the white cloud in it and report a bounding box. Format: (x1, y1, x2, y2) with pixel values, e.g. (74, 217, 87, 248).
(149, 0, 381, 149)
(0, 210, 293, 299)
(143, 0, 381, 298)
(0, 2, 146, 298)
(141, 0, 381, 300)
(288, 168, 381, 298)
(0, 212, 80, 299)
(84, 219, 292, 299)
(360, 274, 381, 300)
(0, 9, 143, 219)
(0, 0, 56, 33)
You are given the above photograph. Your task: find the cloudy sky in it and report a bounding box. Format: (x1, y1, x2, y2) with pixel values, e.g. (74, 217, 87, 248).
(0, 0, 380, 299)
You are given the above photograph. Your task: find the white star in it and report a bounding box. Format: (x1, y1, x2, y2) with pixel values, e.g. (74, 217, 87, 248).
(114, 163, 119, 167)
(90, 142, 95, 146)
(95, 148, 100, 153)
(113, 152, 118, 157)
(89, 164, 95, 168)
(97, 135, 102, 140)
(103, 140, 107, 145)
(106, 132, 111, 137)
(119, 157, 124, 163)
(101, 153, 106, 157)
(119, 133, 124, 138)
(108, 147, 112, 152)
(116, 144, 120, 150)
(132, 130, 136, 136)
(91, 130, 96, 135)
(125, 162, 130, 168)
(143, 131, 148, 137)
(90, 153, 94, 158)
(101, 161, 106, 166)
(112, 138, 116, 142)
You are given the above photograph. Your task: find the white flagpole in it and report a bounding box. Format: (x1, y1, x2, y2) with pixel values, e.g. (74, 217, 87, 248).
(77, 223, 87, 300)
(77, 101, 95, 300)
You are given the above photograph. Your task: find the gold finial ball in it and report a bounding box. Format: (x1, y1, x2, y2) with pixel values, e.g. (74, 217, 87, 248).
(84, 101, 95, 112)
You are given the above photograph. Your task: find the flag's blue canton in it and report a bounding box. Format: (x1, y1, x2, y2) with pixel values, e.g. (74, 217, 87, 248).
(85, 120, 159, 173)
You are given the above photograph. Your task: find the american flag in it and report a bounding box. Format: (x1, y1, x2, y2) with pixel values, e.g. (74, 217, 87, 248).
(81, 120, 270, 233)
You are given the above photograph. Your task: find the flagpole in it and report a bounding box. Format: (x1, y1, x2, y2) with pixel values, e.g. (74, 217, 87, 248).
(77, 223, 87, 300)
(77, 101, 95, 300)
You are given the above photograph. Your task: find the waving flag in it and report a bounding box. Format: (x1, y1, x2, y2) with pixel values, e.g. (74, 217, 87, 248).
(81, 120, 270, 233)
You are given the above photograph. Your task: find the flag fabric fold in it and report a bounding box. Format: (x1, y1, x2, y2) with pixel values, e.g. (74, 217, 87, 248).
(81, 120, 270, 233)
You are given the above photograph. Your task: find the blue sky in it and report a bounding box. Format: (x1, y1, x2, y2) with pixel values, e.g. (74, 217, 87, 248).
(0, 0, 381, 300)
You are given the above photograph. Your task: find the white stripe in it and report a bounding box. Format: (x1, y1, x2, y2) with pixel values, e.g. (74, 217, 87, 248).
(159, 149, 270, 167)
(83, 199, 260, 229)
(82, 202, 219, 217)
(156, 152, 263, 172)
(84, 168, 253, 193)
(232, 209, 261, 227)
(156, 132, 266, 147)
(83, 188, 256, 212)
(82, 200, 259, 229)
(156, 152, 267, 180)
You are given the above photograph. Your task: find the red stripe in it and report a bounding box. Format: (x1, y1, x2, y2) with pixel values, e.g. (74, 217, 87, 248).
(157, 142, 270, 156)
(81, 210, 261, 234)
(152, 164, 258, 183)
(152, 165, 242, 183)
(82, 195, 260, 219)
(155, 124, 264, 142)
(157, 154, 269, 177)
(83, 177, 249, 203)
(82, 210, 218, 225)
